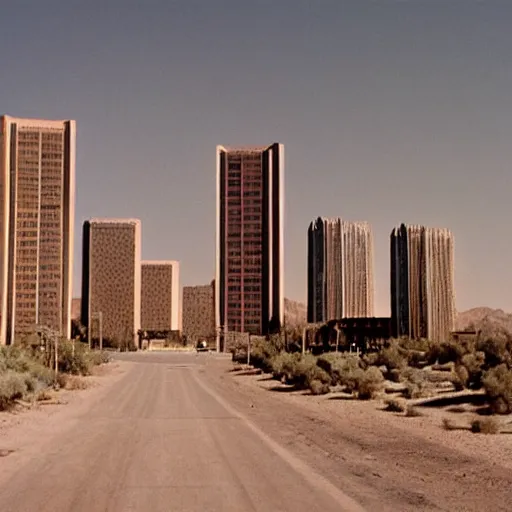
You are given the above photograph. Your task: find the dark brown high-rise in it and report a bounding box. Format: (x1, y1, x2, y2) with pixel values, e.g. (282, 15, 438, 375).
(216, 144, 284, 342)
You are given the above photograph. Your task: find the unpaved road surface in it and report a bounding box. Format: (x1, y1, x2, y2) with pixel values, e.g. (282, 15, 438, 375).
(0, 353, 511, 511)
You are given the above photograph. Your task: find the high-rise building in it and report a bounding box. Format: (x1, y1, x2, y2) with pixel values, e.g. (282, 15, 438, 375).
(182, 281, 215, 341)
(0, 115, 76, 344)
(141, 261, 179, 332)
(81, 219, 141, 348)
(307, 217, 374, 323)
(390, 224, 455, 341)
(216, 144, 284, 338)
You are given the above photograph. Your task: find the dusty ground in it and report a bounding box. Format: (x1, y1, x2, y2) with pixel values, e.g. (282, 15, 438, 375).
(0, 353, 511, 511)
(207, 358, 512, 511)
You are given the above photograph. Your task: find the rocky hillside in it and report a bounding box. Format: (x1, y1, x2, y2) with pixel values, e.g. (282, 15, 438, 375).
(456, 307, 512, 335)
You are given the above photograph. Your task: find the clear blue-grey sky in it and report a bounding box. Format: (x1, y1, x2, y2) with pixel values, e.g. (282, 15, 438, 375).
(2, 1, 512, 315)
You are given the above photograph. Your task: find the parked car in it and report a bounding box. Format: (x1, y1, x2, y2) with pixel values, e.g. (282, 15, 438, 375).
(196, 340, 208, 352)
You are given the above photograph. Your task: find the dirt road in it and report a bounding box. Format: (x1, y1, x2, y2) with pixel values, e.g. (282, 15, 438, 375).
(0, 353, 361, 512)
(0, 352, 511, 511)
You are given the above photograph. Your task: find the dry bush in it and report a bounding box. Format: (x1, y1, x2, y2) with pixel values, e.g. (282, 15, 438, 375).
(271, 352, 300, 383)
(36, 389, 53, 401)
(426, 341, 465, 366)
(442, 418, 458, 431)
(461, 351, 486, 389)
(387, 368, 403, 383)
(0, 371, 29, 410)
(398, 337, 430, 353)
(432, 362, 455, 372)
(309, 379, 330, 395)
(406, 405, 423, 417)
(482, 364, 512, 414)
(471, 417, 501, 434)
(249, 338, 281, 372)
(385, 398, 406, 412)
(376, 343, 407, 371)
(452, 365, 469, 391)
(317, 353, 360, 387)
(353, 366, 385, 400)
(64, 375, 89, 391)
(402, 369, 434, 399)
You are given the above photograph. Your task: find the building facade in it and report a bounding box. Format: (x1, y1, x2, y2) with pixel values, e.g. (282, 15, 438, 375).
(182, 281, 215, 341)
(390, 224, 455, 341)
(81, 219, 141, 348)
(0, 115, 76, 344)
(307, 217, 374, 323)
(141, 261, 179, 332)
(216, 144, 284, 337)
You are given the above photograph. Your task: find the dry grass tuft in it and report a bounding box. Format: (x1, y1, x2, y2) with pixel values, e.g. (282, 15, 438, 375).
(471, 417, 501, 435)
(64, 375, 90, 391)
(385, 398, 406, 413)
(405, 405, 423, 417)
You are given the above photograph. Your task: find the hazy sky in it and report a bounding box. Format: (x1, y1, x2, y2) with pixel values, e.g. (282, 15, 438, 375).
(1, 1, 512, 315)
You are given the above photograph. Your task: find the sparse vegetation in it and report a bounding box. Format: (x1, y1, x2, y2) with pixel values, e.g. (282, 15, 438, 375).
(405, 405, 423, 417)
(237, 321, 512, 433)
(0, 330, 110, 411)
(471, 417, 501, 434)
(385, 398, 406, 412)
(482, 364, 512, 414)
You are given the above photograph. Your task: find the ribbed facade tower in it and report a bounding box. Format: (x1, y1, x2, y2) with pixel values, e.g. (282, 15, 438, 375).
(307, 217, 374, 323)
(390, 224, 455, 341)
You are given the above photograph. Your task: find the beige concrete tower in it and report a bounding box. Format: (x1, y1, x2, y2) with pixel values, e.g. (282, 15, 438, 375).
(141, 261, 180, 331)
(81, 219, 141, 348)
(391, 224, 455, 341)
(0, 115, 76, 344)
(308, 217, 374, 322)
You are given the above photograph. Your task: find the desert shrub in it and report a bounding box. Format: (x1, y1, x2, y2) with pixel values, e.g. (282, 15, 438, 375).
(271, 352, 300, 382)
(461, 351, 486, 389)
(398, 337, 430, 353)
(57, 342, 92, 375)
(352, 366, 384, 400)
(317, 353, 360, 387)
(402, 368, 434, 399)
(426, 341, 465, 365)
(376, 343, 407, 371)
(452, 365, 469, 391)
(442, 418, 457, 430)
(477, 336, 512, 369)
(385, 398, 406, 412)
(250, 338, 281, 372)
(432, 362, 455, 372)
(309, 379, 330, 395)
(0, 371, 29, 410)
(388, 368, 403, 383)
(482, 364, 512, 414)
(86, 350, 111, 367)
(36, 389, 53, 401)
(361, 352, 379, 367)
(406, 405, 423, 417)
(64, 375, 90, 390)
(407, 350, 427, 369)
(471, 417, 501, 434)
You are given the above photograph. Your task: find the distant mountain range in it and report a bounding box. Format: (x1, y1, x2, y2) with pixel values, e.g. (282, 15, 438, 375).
(455, 307, 512, 335)
(284, 301, 512, 337)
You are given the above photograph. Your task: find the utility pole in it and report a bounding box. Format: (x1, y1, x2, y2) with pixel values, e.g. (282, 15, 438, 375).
(98, 312, 103, 351)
